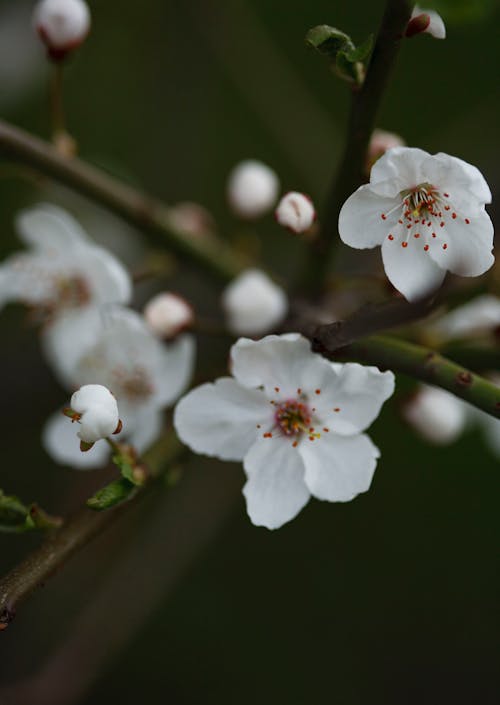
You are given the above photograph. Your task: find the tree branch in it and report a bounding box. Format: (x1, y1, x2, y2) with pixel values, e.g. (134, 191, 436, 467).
(0, 119, 242, 283)
(300, 0, 413, 293)
(312, 333, 500, 418)
(0, 433, 183, 629)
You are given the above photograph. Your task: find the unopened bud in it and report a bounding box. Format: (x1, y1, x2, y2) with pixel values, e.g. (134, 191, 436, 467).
(222, 268, 288, 336)
(144, 292, 194, 340)
(402, 385, 466, 445)
(70, 384, 120, 445)
(275, 192, 316, 234)
(34, 0, 91, 61)
(227, 160, 279, 219)
(406, 6, 446, 39)
(366, 129, 406, 173)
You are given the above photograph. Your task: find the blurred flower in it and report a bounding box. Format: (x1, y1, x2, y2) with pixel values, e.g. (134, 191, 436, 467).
(222, 268, 288, 336)
(406, 5, 446, 39)
(33, 0, 90, 60)
(44, 306, 195, 468)
(68, 384, 120, 445)
(366, 129, 406, 174)
(174, 334, 394, 529)
(427, 295, 500, 342)
(227, 160, 279, 219)
(339, 147, 494, 302)
(275, 191, 316, 233)
(144, 292, 194, 340)
(169, 202, 216, 241)
(402, 385, 467, 444)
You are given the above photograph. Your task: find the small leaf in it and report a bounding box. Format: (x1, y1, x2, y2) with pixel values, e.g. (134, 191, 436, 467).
(305, 25, 354, 59)
(86, 478, 136, 511)
(345, 34, 374, 62)
(111, 451, 144, 487)
(335, 51, 364, 85)
(0, 490, 30, 532)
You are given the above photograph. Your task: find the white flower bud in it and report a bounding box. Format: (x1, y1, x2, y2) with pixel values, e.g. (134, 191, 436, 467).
(402, 385, 466, 445)
(406, 6, 446, 39)
(275, 192, 316, 233)
(144, 292, 194, 340)
(34, 0, 90, 59)
(70, 384, 120, 444)
(366, 129, 406, 172)
(222, 268, 288, 336)
(227, 160, 279, 219)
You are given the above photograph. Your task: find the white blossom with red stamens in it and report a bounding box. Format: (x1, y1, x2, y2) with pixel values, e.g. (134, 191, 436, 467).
(33, 0, 90, 60)
(174, 334, 394, 529)
(339, 147, 494, 302)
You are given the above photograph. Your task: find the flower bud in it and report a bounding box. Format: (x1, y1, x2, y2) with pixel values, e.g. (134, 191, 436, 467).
(222, 268, 288, 336)
(402, 385, 466, 445)
(34, 0, 91, 61)
(70, 384, 120, 445)
(406, 6, 446, 39)
(227, 160, 279, 219)
(275, 192, 316, 234)
(144, 292, 194, 340)
(366, 129, 405, 173)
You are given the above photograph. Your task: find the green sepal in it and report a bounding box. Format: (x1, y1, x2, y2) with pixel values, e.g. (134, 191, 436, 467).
(111, 449, 145, 487)
(344, 34, 373, 62)
(86, 478, 136, 511)
(335, 52, 365, 86)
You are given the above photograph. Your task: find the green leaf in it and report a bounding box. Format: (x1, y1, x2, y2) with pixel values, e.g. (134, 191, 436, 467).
(0, 490, 30, 532)
(345, 34, 374, 62)
(86, 478, 136, 511)
(111, 452, 145, 487)
(305, 25, 354, 59)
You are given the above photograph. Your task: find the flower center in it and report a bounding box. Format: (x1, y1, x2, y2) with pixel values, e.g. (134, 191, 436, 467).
(401, 183, 438, 219)
(111, 364, 154, 401)
(274, 399, 312, 436)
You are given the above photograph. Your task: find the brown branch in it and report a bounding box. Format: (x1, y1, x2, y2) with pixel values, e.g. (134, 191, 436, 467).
(300, 0, 413, 293)
(0, 119, 243, 283)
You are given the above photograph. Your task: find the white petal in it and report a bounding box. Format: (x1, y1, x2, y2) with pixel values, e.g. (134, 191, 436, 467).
(429, 295, 500, 341)
(339, 185, 400, 249)
(42, 410, 110, 470)
(174, 378, 270, 461)
(125, 407, 164, 454)
(315, 363, 395, 435)
(152, 334, 196, 407)
(427, 209, 494, 277)
(243, 436, 309, 529)
(299, 432, 379, 502)
(422, 152, 492, 207)
(412, 6, 446, 39)
(79, 245, 132, 305)
(15, 203, 89, 251)
(381, 230, 446, 301)
(230, 333, 330, 398)
(370, 147, 430, 196)
(0, 252, 65, 309)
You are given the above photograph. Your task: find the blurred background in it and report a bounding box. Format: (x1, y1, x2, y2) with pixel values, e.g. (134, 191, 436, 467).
(0, 0, 499, 703)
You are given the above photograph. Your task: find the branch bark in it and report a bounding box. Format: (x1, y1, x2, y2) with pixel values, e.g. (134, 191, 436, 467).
(0, 119, 242, 283)
(300, 0, 413, 293)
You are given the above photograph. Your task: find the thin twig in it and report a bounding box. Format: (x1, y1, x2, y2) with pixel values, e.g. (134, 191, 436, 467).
(0, 119, 243, 283)
(300, 0, 413, 293)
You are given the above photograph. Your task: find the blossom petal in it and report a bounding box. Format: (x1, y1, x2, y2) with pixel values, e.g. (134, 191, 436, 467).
(16, 203, 89, 251)
(422, 152, 491, 207)
(427, 209, 494, 277)
(338, 185, 401, 249)
(370, 147, 430, 196)
(299, 432, 379, 502)
(381, 230, 446, 301)
(42, 411, 110, 470)
(243, 436, 309, 529)
(174, 378, 270, 461)
(314, 363, 395, 435)
(125, 407, 164, 454)
(80, 245, 132, 305)
(152, 334, 197, 407)
(0, 252, 64, 309)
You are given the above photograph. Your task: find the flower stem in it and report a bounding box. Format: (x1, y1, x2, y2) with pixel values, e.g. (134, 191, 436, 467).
(0, 119, 243, 284)
(312, 333, 500, 418)
(299, 0, 413, 294)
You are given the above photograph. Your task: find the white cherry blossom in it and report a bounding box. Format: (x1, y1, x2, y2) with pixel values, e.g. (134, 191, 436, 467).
(174, 334, 394, 529)
(44, 306, 195, 468)
(227, 160, 279, 219)
(407, 5, 446, 39)
(144, 292, 194, 340)
(222, 269, 288, 336)
(275, 192, 316, 233)
(34, 0, 90, 59)
(339, 147, 494, 302)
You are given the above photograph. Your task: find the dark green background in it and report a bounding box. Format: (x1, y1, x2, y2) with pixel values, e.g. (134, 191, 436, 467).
(0, 1, 499, 703)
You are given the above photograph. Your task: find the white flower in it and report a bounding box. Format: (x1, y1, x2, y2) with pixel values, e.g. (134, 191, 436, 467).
(43, 306, 195, 467)
(428, 295, 500, 342)
(222, 269, 288, 336)
(174, 334, 394, 529)
(275, 192, 316, 233)
(407, 5, 446, 39)
(339, 147, 494, 302)
(366, 129, 406, 172)
(227, 160, 279, 219)
(33, 0, 90, 58)
(144, 292, 194, 340)
(69, 384, 120, 444)
(402, 385, 467, 444)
